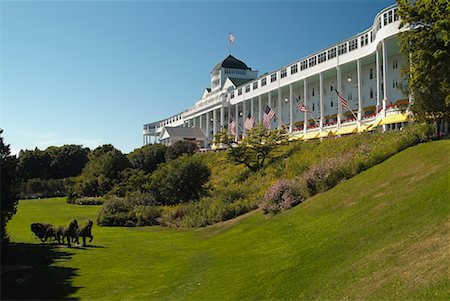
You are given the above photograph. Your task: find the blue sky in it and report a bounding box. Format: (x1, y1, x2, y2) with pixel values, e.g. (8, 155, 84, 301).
(1, 0, 394, 155)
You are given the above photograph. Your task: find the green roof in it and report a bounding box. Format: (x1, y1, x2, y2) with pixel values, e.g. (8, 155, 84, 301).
(228, 77, 253, 87)
(212, 55, 250, 72)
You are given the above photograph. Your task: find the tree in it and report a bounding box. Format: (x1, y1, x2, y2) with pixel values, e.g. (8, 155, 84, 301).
(127, 144, 167, 174)
(397, 0, 450, 126)
(69, 145, 130, 198)
(1, 130, 18, 245)
(214, 124, 288, 172)
(46, 145, 90, 178)
(165, 140, 199, 160)
(149, 155, 210, 205)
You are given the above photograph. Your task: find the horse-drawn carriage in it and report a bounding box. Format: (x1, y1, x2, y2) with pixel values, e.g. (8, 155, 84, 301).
(31, 219, 94, 247)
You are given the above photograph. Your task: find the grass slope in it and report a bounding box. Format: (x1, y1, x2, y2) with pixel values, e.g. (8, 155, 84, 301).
(5, 140, 450, 300)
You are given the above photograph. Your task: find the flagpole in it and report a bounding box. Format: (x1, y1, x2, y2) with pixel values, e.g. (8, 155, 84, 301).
(293, 93, 327, 132)
(329, 83, 367, 124)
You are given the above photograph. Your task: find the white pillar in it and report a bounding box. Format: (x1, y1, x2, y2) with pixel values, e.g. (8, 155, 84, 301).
(268, 92, 272, 129)
(193, 116, 196, 128)
(337, 66, 342, 127)
(319, 72, 324, 130)
(235, 104, 239, 141)
(382, 39, 388, 121)
(303, 79, 308, 136)
(258, 95, 262, 123)
(199, 114, 203, 132)
(206, 111, 210, 138)
(243, 99, 247, 135)
(220, 105, 224, 132)
(213, 109, 217, 136)
(250, 97, 254, 120)
(277, 88, 282, 129)
(357, 58, 362, 130)
(376, 46, 381, 112)
(289, 83, 293, 133)
(227, 106, 231, 135)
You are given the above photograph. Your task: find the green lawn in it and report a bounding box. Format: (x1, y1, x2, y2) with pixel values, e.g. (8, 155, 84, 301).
(5, 140, 450, 300)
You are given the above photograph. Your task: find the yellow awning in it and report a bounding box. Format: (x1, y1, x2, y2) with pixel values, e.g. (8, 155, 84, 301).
(381, 113, 409, 125)
(288, 135, 303, 141)
(359, 123, 373, 132)
(303, 131, 320, 140)
(319, 130, 334, 138)
(334, 126, 357, 136)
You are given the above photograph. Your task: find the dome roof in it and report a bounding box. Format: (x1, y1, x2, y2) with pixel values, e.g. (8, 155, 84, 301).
(212, 55, 250, 72)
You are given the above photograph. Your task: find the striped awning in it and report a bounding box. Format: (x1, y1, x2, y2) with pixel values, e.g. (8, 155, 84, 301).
(303, 131, 320, 140)
(334, 126, 357, 136)
(381, 113, 409, 125)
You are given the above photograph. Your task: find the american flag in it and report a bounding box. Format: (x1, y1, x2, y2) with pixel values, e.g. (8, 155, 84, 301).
(332, 84, 350, 109)
(244, 114, 255, 130)
(229, 119, 236, 136)
(263, 105, 275, 128)
(298, 103, 311, 113)
(229, 33, 235, 44)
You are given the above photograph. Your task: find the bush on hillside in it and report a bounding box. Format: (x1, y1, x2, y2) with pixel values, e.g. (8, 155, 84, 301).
(67, 197, 104, 205)
(18, 178, 67, 199)
(97, 193, 159, 226)
(259, 180, 304, 214)
(149, 155, 210, 205)
(165, 140, 199, 161)
(128, 144, 167, 174)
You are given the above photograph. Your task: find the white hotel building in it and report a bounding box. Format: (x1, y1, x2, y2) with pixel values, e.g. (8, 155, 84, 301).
(143, 4, 410, 148)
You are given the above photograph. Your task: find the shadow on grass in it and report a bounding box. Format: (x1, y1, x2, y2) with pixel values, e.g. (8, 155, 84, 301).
(1, 243, 80, 300)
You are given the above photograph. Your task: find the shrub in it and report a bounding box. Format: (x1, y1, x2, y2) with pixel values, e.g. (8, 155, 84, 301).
(97, 193, 158, 226)
(149, 155, 211, 205)
(259, 180, 303, 214)
(68, 197, 104, 205)
(128, 144, 167, 174)
(18, 178, 67, 199)
(165, 140, 199, 161)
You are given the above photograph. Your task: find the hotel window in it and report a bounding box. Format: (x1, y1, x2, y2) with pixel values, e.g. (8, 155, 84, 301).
(328, 47, 336, 59)
(312, 87, 315, 97)
(349, 39, 358, 51)
(361, 34, 368, 47)
(230, 92, 235, 99)
(392, 60, 398, 69)
(253, 81, 258, 90)
(312, 103, 315, 111)
(348, 92, 353, 101)
(370, 68, 373, 80)
(270, 73, 277, 82)
(238, 88, 242, 96)
(291, 64, 298, 74)
(338, 43, 347, 55)
(377, 17, 382, 30)
(388, 10, 393, 23)
(394, 8, 399, 21)
(318, 52, 327, 63)
(369, 87, 373, 99)
(308, 56, 317, 67)
(281, 68, 287, 78)
(330, 84, 334, 92)
(331, 100, 334, 107)
(370, 31, 374, 42)
(300, 60, 308, 70)
(245, 85, 250, 93)
(261, 77, 267, 86)
(383, 13, 387, 26)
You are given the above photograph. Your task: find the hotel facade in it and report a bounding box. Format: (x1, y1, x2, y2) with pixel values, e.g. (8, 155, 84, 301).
(143, 4, 410, 148)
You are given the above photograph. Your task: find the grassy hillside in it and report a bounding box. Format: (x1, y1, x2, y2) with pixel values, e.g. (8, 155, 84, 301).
(4, 140, 450, 300)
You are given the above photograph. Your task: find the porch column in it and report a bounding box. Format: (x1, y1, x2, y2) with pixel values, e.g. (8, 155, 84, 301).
(319, 72, 324, 130)
(289, 83, 293, 133)
(303, 78, 308, 136)
(243, 99, 247, 135)
(277, 87, 282, 129)
(250, 97, 254, 122)
(337, 66, 342, 127)
(268, 92, 272, 129)
(357, 58, 362, 130)
(376, 46, 381, 112)
(227, 105, 231, 135)
(258, 95, 262, 123)
(382, 39, 388, 131)
(220, 105, 224, 132)
(235, 104, 239, 142)
(213, 109, 217, 136)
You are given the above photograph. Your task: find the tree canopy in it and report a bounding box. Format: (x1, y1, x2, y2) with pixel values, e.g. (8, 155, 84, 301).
(397, 0, 450, 121)
(214, 124, 287, 172)
(127, 144, 167, 174)
(1, 130, 18, 245)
